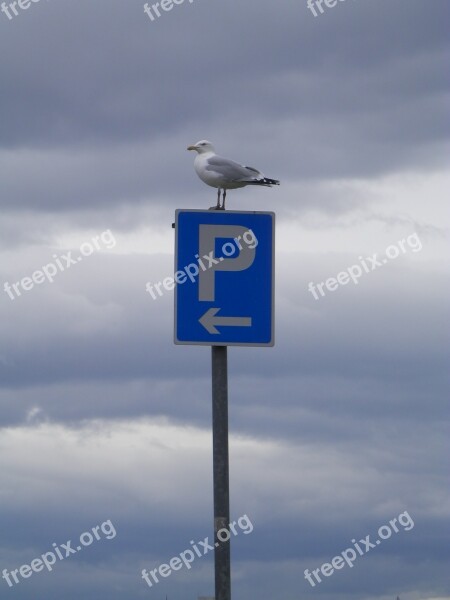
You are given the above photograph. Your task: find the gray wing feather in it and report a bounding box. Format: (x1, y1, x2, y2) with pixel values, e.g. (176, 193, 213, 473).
(206, 156, 262, 181)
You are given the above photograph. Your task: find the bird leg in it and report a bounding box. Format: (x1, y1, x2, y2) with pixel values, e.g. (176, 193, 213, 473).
(216, 188, 221, 209)
(221, 189, 227, 210)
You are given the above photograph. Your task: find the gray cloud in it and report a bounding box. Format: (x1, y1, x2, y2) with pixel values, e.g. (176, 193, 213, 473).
(0, 1, 449, 599)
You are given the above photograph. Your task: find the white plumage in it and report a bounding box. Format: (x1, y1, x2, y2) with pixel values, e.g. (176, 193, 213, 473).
(187, 140, 280, 209)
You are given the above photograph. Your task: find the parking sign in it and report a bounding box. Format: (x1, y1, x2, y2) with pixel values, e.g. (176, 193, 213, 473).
(174, 210, 275, 346)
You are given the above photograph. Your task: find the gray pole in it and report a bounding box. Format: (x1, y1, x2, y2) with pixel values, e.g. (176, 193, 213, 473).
(211, 345, 231, 600)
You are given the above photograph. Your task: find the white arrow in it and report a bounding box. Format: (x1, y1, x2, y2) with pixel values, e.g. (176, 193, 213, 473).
(199, 307, 252, 335)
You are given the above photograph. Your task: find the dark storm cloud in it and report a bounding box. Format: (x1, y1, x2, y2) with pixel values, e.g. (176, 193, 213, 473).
(0, 1, 448, 216)
(0, 413, 447, 600)
(0, 250, 447, 428)
(0, 0, 447, 148)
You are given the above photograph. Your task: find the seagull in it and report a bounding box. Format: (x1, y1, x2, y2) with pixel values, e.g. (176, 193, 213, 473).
(187, 140, 280, 209)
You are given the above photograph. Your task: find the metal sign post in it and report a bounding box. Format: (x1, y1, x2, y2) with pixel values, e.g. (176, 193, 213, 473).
(212, 344, 230, 600)
(174, 209, 275, 600)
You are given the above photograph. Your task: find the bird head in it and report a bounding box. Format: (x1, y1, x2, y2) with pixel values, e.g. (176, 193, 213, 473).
(187, 140, 215, 154)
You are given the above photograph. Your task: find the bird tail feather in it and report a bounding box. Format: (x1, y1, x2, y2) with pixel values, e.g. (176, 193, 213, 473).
(246, 177, 280, 187)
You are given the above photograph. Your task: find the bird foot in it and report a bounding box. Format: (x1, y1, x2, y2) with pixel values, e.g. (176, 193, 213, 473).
(209, 205, 225, 211)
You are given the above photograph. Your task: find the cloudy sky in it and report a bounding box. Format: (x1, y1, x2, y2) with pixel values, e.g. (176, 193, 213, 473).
(0, 0, 449, 599)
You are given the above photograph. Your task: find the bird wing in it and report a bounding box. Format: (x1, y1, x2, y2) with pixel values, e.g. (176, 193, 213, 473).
(205, 156, 263, 183)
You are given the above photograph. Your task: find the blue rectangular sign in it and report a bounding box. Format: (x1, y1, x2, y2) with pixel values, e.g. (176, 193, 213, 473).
(174, 210, 275, 346)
